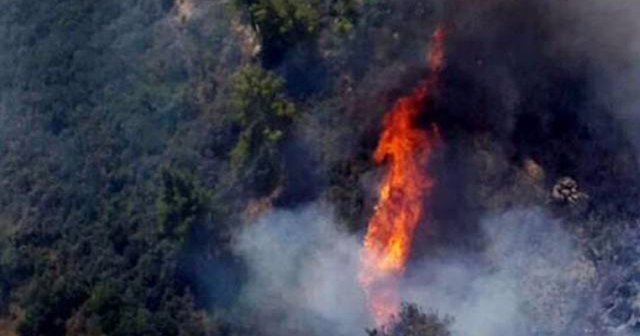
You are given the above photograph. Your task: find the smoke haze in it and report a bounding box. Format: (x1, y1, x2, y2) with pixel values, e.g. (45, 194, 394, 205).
(2, 0, 640, 335)
(233, 2, 640, 334)
(233, 205, 369, 335)
(234, 206, 593, 335)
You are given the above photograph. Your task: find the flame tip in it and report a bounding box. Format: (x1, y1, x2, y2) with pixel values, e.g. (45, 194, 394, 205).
(359, 23, 447, 326)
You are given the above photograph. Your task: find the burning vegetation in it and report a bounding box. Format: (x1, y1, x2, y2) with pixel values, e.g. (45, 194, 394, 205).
(359, 26, 445, 326)
(2, 1, 640, 336)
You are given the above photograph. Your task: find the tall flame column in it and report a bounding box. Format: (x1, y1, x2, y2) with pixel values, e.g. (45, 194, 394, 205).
(359, 26, 446, 326)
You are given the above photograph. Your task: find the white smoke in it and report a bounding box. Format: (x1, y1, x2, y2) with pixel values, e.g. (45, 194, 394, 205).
(233, 204, 370, 335)
(403, 208, 594, 336)
(230, 2, 638, 335)
(233, 205, 592, 336)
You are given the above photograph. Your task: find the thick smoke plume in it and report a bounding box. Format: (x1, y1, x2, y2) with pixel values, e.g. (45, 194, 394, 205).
(233, 205, 369, 336)
(234, 206, 591, 336)
(233, 0, 640, 335)
(403, 208, 594, 336)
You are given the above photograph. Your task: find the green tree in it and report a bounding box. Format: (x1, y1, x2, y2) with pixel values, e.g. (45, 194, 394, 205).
(229, 64, 297, 197)
(87, 281, 123, 334)
(157, 169, 211, 244)
(18, 276, 87, 336)
(367, 303, 453, 336)
(233, 0, 321, 65)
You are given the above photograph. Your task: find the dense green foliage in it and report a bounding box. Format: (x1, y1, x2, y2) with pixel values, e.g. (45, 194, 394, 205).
(0, 0, 235, 334)
(157, 169, 211, 243)
(228, 65, 297, 196)
(0, 0, 383, 334)
(5, 0, 628, 335)
(232, 0, 359, 65)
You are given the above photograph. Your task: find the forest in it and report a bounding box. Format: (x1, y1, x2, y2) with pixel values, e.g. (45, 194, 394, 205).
(2, 1, 640, 335)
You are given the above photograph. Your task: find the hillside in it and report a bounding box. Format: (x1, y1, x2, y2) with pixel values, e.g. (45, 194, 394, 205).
(1, 1, 640, 335)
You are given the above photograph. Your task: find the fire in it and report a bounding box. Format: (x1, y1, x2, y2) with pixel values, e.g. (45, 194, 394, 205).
(359, 26, 446, 326)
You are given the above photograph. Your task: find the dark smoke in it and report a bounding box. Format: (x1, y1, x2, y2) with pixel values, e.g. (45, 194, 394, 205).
(240, 1, 640, 335)
(2, 0, 639, 335)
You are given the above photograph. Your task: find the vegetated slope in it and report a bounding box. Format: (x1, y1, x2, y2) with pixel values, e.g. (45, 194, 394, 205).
(0, 1, 639, 335)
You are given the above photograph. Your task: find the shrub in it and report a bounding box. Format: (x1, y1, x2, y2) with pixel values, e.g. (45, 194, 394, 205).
(232, 0, 321, 65)
(229, 65, 297, 196)
(157, 169, 211, 243)
(367, 303, 453, 336)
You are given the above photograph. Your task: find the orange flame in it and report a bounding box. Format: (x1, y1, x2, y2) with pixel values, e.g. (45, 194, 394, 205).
(359, 26, 446, 326)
